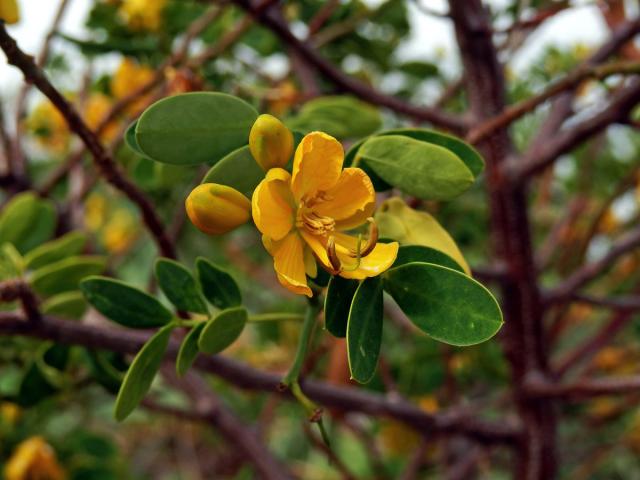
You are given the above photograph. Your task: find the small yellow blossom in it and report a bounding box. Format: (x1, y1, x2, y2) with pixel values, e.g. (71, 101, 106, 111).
(249, 114, 294, 171)
(267, 81, 298, 116)
(4, 436, 66, 480)
(102, 208, 139, 254)
(119, 0, 166, 31)
(27, 100, 69, 153)
(83, 93, 119, 143)
(252, 131, 398, 297)
(0, 402, 21, 425)
(111, 58, 156, 114)
(0, 0, 19, 24)
(84, 193, 108, 231)
(186, 183, 251, 235)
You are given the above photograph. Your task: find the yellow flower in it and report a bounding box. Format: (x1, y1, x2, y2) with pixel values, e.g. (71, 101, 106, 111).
(83, 93, 119, 143)
(111, 58, 155, 114)
(0, 402, 21, 425)
(186, 183, 251, 235)
(102, 209, 139, 254)
(27, 100, 69, 153)
(252, 131, 398, 297)
(119, 0, 166, 31)
(0, 0, 19, 24)
(4, 436, 66, 480)
(249, 114, 294, 171)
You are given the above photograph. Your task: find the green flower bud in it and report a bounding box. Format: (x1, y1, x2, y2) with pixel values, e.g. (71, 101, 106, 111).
(185, 183, 251, 235)
(249, 114, 294, 171)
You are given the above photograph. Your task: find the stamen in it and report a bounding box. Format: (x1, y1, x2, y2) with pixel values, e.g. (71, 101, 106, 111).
(348, 218, 378, 258)
(327, 236, 342, 274)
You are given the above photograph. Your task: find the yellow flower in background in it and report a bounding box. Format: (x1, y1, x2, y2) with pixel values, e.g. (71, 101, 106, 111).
(27, 100, 70, 153)
(119, 0, 166, 31)
(4, 436, 66, 480)
(267, 81, 298, 116)
(0, 0, 19, 24)
(84, 193, 108, 232)
(111, 58, 155, 113)
(84, 93, 119, 143)
(186, 183, 252, 235)
(252, 131, 398, 297)
(102, 208, 139, 254)
(0, 402, 21, 425)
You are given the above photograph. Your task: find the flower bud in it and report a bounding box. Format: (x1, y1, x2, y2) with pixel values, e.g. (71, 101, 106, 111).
(249, 114, 294, 171)
(186, 183, 251, 235)
(0, 0, 20, 24)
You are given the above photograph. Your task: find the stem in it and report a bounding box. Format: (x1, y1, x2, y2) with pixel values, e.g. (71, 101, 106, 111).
(248, 313, 305, 323)
(282, 301, 321, 387)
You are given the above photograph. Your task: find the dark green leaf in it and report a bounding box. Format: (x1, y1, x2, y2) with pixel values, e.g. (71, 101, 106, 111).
(85, 350, 127, 395)
(393, 245, 464, 273)
(196, 257, 242, 309)
(24, 231, 87, 270)
(0, 192, 56, 254)
(30, 256, 106, 296)
(135, 92, 258, 165)
(324, 276, 359, 338)
(114, 324, 175, 421)
(176, 322, 205, 376)
(198, 307, 247, 354)
(80, 276, 174, 328)
(155, 258, 208, 314)
(384, 263, 503, 346)
(347, 277, 383, 383)
(201, 146, 264, 198)
(358, 135, 474, 200)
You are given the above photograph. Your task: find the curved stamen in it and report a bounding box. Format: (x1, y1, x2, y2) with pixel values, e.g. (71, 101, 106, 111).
(327, 236, 342, 274)
(348, 218, 378, 259)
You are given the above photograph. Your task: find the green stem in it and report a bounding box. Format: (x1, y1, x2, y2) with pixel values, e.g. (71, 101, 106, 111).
(248, 313, 305, 323)
(282, 301, 321, 387)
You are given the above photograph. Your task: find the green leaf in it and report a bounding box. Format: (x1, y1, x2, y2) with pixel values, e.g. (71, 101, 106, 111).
(384, 263, 503, 346)
(198, 307, 247, 354)
(0, 192, 56, 254)
(135, 92, 258, 165)
(85, 350, 127, 395)
(17, 344, 69, 407)
(114, 324, 175, 421)
(41, 291, 87, 320)
(393, 245, 464, 273)
(155, 258, 208, 314)
(24, 231, 87, 270)
(80, 276, 173, 328)
(176, 322, 205, 376)
(201, 146, 264, 198)
(196, 258, 242, 309)
(30, 256, 106, 296)
(324, 276, 359, 338)
(287, 96, 382, 139)
(124, 120, 152, 159)
(358, 135, 474, 200)
(0, 243, 24, 281)
(347, 277, 383, 384)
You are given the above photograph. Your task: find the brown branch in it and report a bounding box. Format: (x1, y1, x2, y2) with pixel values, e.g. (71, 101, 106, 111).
(546, 225, 640, 304)
(0, 23, 176, 259)
(468, 61, 640, 144)
(510, 77, 640, 182)
(0, 279, 41, 323)
(524, 374, 640, 399)
(231, 0, 466, 133)
(0, 311, 521, 444)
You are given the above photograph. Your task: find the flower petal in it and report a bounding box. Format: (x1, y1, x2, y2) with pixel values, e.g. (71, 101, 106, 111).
(299, 230, 332, 272)
(252, 168, 294, 241)
(272, 232, 312, 297)
(334, 233, 399, 280)
(291, 132, 343, 202)
(314, 167, 375, 230)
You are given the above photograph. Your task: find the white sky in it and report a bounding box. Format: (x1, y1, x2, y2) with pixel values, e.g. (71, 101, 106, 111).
(0, 0, 609, 100)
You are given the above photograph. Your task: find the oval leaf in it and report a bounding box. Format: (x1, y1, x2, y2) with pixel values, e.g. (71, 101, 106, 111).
(393, 245, 464, 273)
(198, 307, 247, 354)
(41, 291, 87, 320)
(201, 146, 265, 198)
(347, 277, 383, 384)
(176, 322, 206, 376)
(358, 135, 474, 200)
(324, 275, 359, 338)
(135, 92, 258, 165)
(383, 263, 503, 346)
(80, 276, 173, 328)
(24, 231, 87, 270)
(30, 256, 106, 296)
(155, 258, 208, 314)
(125, 120, 152, 159)
(114, 324, 175, 421)
(0, 192, 56, 254)
(196, 257, 242, 309)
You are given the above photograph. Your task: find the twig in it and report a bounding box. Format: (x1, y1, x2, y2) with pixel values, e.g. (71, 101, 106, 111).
(0, 279, 41, 323)
(0, 24, 176, 259)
